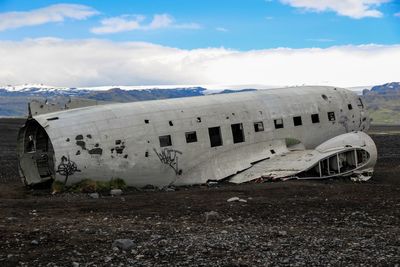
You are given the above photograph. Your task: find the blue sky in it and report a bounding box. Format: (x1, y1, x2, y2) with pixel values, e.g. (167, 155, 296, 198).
(0, 0, 399, 87)
(0, 0, 399, 50)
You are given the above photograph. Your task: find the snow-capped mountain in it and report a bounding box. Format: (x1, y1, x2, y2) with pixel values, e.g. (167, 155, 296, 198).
(1, 82, 397, 118)
(0, 84, 258, 116)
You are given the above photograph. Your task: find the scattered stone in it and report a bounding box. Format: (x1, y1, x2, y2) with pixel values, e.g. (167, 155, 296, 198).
(104, 256, 112, 263)
(31, 240, 39, 245)
(89, 193, 99, 199)
(112, 239, 134, 251)
(278, 230, 287, 237)
(207, 181, 219, 187)
(204, 211, 219, 223)
(221, 230, 228, 234)
(164, 187, 175, 192)
(227, 197, 240, 202)
(223, 217, 234, 223)
(110, 189, 123, 196)
(72, 262, 79, 267)
(227, 197, 248, 203)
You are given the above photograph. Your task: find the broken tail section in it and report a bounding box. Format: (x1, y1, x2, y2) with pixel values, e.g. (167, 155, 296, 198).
(229, 132, 377, 183)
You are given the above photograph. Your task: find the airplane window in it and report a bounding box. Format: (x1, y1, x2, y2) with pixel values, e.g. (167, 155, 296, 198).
(208, 127, 223, 147)
(357, 149, 369, 165)
(311, 114, 320, 123)
(293, 116, 302, 126)
(348, 104, 353, 110)
(197, 117, 202, 123)
(169, 121, 173, 126)
(159, 135, 172, 147)
(231, 123, 245, 143)
(185, 131, 197, 143)
(327, 112, 336, 121)
(254, 121, 264, 132)
(144, 119, 149, 124)
(274, 119, 284, 129)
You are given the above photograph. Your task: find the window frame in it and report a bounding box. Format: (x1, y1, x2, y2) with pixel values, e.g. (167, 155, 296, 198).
(208, 126, 223, 147)
(311, 113, 320, 124)
(159, 135, 172, 147)
(293, 116, 302, 126)
(254, 121, 264, 132)
(231, 123, 245, 144)
(185, 131, 198, 143)
(274, 118, 284, 129)
(327, 111, 336, 121)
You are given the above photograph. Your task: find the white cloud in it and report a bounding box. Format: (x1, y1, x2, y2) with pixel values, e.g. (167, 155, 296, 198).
(280, 0, 390, 18)
(91, 14, 201, 34)
(0, 4, 99, 31)
(395, 12, 400, 17)
(216, 27, 228, 32)
(0, 38, 399, 87)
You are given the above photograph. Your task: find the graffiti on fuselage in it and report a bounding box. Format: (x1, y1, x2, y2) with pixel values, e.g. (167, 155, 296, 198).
(57, 155, 81, 184)
(153, 148, 183, 175)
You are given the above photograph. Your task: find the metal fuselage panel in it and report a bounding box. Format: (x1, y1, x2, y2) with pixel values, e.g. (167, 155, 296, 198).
(21, 86, 370, 187)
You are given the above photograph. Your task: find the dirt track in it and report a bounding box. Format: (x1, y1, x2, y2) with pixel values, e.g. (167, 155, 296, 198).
(0, 118, 399, 266)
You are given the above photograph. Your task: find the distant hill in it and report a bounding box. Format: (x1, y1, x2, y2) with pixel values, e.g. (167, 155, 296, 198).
(362, 82, 400, 124)
(0, 85, 254, 117)
(1, 83, 399, 125)
(368, 82, 400, 95)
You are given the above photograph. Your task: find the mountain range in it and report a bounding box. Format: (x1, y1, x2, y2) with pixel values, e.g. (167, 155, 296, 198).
(1, 83, 399, 124)
(0, 85, 256, 117)
(362, 82, 400, 124)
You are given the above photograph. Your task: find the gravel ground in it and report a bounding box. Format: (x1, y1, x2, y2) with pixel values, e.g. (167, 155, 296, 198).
(0, 119, 399, 266)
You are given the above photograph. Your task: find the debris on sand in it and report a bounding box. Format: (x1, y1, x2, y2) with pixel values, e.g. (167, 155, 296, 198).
(111, 239, 134, 251)
(227, 197, 240, 202)
(89, 192, 99, 199)
(227, 197, 248, 203)
(204, 211, 219, 223)
(110, 189, 123, 196)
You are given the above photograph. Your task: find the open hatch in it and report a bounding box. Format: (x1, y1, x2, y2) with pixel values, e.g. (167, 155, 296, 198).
(17, 119, 55, 185)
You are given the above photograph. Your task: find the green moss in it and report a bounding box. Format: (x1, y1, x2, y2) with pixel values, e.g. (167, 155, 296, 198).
(96, 181, 110, 192)
(51, 178, 127, 194)
(69, 179, 99, 193)
(109, 178, 127, 190)
(51, 180, 65, 194)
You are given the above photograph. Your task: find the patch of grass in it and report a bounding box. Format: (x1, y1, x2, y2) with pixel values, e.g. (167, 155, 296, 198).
(52, 178, 127, 194)
(96, 181, 110, 192)
(369, 108, 400, 124)
(109, 178, 127, 190)
(73, 179, 97, 193)
(51, 180, 65, 194)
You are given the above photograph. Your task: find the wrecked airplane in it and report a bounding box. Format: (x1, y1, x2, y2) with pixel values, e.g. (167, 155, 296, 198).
(17, 86, 377, 187)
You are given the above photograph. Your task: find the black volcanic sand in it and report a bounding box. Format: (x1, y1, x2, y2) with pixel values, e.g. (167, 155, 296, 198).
(0, 118, 399, 266)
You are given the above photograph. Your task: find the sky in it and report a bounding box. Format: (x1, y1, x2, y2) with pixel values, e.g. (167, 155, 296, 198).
(0, 0, 399, 87)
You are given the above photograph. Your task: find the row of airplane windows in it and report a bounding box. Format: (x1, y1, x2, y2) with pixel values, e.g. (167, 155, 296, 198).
(158, 111, 339, 148)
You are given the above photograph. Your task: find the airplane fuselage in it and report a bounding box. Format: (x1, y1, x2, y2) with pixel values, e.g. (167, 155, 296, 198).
(17, 86, 373, 187)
